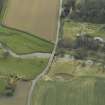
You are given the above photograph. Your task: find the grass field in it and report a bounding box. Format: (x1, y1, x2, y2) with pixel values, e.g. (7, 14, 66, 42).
(48, 60, 105, 78)
(3, 0, 60, 42)
(0, 26, 53, 54)
(32, 77, 105, 105)
(0, 79, 6, 94)
(32, 59, 105, 105)
(64, 20, 105, 40)
(0, 81, 31, 105)
(0, 56, 48, 80)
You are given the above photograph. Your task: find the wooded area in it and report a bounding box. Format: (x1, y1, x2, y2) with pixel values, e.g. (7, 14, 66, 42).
(64, 0, 105, 23)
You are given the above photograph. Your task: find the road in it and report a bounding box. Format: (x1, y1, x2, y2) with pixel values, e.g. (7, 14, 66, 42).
(27, 0, 63, 105)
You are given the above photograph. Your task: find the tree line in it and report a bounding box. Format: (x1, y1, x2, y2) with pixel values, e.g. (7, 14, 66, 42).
(63, 0, 105, 23)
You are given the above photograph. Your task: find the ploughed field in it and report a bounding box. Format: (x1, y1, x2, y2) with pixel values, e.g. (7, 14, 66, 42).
(3, 0, 60, 42)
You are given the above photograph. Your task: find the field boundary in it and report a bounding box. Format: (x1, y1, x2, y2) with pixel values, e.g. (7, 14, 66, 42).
(1, 24, 54, 45)
(0, 0, 54, 45)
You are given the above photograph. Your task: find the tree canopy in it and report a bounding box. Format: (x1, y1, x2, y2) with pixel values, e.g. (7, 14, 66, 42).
(64, 0, 105, 23)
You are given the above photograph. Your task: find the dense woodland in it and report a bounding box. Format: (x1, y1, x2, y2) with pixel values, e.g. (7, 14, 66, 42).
(63, 0, 105, 23)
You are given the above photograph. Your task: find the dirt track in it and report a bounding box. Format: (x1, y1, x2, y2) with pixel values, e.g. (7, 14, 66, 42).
(3, 0, 60, 42)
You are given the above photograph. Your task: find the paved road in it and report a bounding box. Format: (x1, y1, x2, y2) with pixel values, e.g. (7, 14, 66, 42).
(27, 0, 63, 105)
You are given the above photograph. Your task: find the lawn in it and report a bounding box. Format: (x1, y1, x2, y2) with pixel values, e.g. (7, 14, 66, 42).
(32, 77, 105, 105)
(0, 26, 53, 54)
(0, 57, 48, 80)
(0, 79, 6, 94)
(64, 20, 105, 40)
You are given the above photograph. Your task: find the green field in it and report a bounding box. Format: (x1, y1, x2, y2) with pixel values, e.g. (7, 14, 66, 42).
(32, 59, 105, 105)
(32, 77, 105, 105)
(0, 26, 53, 54)
(0, 79, 6, 94)
(48, 60, 105, 78)
(64, 20, 105, 40)
(0, 57, 48, 80)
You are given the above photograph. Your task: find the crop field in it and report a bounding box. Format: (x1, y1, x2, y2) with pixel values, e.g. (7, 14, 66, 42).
(64, 20, 105, 40)
(32, 77, 105, 105)
(32, 59, 105, 105)
(3, 0, 60, 42)
(0, 26, 53, 54)
(0, 51, 48, 79)
(0, 81, 31, 105)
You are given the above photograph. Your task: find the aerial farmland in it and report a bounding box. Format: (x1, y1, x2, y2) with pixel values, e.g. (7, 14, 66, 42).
(3, 0, 60, 42)
(0, 0, 61, 104)
(1, 0, 105, 105)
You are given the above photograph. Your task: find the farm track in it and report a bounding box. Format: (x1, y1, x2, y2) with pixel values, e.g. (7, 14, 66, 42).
(0, 43, 51, 59)
(27, 0, 63, 105)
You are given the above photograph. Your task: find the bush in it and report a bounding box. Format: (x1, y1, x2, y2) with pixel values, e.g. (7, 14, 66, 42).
(72, 48, 88, 59)
(5, 88, 14, 96)
(58, 39, 72, 49)
(2, 52, 10, 59)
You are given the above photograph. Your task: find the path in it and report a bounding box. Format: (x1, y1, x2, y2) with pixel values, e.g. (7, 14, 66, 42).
(0, 43, 51, 59)
(27, 0, 63, 105)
